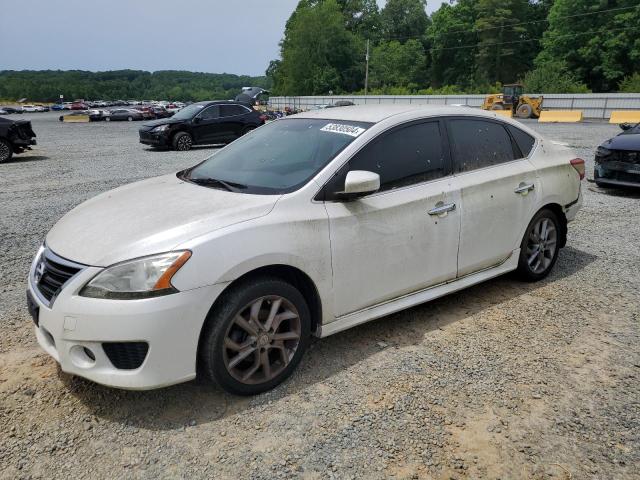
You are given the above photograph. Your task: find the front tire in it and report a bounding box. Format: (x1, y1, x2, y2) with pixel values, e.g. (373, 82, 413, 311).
(172, 132, 193, 151)
(199, 277, 311, 395)
(516, 209, 560, 281)
(127, 116, 133, 121)
(0, 139, 13, 163)
(516, 103, 533, 118)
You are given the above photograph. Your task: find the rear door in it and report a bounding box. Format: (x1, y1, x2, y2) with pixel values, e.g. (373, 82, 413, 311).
(192, 105, 221, 144)
(219, 104, 251, 140)
(323, 120, 461, 316)
(446, 117, 539, 276)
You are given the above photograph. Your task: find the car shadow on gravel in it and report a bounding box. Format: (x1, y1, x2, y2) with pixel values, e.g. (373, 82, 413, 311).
(586, 183, 640, 199)
(3, 155, 50, 163)
(62, 246, 596, 431)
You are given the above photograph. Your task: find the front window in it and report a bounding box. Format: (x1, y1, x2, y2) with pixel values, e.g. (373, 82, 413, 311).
(180, 118, 372, 194)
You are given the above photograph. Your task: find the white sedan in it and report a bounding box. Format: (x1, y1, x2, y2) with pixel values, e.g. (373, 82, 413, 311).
(27, 105, 584, 394)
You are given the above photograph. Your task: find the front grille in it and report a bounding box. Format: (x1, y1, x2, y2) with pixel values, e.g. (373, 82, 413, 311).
(596, 149, 640, 166)
(102, 342, 149, 370)
(34, 250, 83, 303)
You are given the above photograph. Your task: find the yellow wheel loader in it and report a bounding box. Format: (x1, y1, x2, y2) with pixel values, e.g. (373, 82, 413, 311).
(482, 84, 543, 119)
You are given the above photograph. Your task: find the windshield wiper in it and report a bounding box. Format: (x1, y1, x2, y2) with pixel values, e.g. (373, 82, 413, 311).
(189, 177, 247, 192)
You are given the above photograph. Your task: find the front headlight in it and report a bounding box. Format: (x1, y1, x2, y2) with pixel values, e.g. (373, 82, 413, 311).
(596, 146, 612, 158)
(80, 251, 191, 299)
(152, 124, 170, 133)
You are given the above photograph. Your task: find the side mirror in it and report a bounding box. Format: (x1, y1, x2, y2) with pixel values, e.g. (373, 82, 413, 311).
(336, 170, 380, 200)
(620, 123, 632, 131)
(193, 116, 201, 124)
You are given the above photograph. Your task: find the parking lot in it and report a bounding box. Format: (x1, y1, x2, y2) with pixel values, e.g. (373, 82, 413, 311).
(1, 111, 639, 479)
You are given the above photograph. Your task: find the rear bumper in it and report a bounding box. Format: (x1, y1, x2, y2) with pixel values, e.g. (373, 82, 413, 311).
(564, 188, 582, 223)
(28, 261, 226, 390)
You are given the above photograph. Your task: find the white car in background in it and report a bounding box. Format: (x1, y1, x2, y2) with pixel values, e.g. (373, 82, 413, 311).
(22, 105, 38, 112)
(27, 105, 583, 394)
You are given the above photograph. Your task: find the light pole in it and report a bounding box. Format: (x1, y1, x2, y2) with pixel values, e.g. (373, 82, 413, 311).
(364, 39, 370, 96)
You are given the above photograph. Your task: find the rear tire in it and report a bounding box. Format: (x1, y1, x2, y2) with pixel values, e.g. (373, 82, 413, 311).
(199, 276, 311, 395)
(0, 139, 13, 163)
(105, 116, 111, 122)
(516, 103, 533, 118)
(172, 132, 193, 151)
(516, 209, 560, 282)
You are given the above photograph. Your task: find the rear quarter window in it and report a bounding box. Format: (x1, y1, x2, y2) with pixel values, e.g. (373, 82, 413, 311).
(506, 125, 536, 157)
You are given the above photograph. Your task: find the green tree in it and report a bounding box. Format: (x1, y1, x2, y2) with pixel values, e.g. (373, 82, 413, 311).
(337, 0, 380, 37)
(369, 40, 427, 89)
(619, 72, 640, 92)
(275, 0, 362, 95)
(379, 0, 429, 42)
(427, 0, 478, 88)
(0, 70, 270, 102)
(536, 0, 640, 91)
(474, 0, 533, 84)
(523, 61, 591, 93)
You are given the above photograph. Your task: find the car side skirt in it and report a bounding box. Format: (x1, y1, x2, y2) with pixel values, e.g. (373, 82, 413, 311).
(318, 249, 519, 338)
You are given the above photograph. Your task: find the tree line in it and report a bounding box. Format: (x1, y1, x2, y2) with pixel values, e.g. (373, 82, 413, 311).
(267, 0, 640, 95)
(0, 70, 271, 102)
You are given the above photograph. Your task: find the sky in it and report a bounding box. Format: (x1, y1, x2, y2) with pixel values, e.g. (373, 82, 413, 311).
(0, 0, 448, 76)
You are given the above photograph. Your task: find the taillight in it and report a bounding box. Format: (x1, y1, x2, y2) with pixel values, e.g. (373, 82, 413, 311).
(570, 158, 585, 180)
(259, 114, 267, 122)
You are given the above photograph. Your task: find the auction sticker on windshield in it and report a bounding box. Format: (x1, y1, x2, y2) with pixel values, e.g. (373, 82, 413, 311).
(320, 123, 366, 137)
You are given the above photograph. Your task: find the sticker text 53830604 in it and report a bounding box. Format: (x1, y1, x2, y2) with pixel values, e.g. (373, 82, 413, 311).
(320, 123, 366, 137)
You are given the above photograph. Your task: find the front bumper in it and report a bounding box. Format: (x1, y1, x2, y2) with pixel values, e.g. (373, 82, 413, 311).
(595, 155, 640, 187)
(28, 258, 226, 390)
(139, 131, 169, 146)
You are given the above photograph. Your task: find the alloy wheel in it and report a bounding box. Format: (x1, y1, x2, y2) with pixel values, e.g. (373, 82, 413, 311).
(176, 135, 192, 151)
(526, 217, 557, 274)
(222, 296, 301, 385)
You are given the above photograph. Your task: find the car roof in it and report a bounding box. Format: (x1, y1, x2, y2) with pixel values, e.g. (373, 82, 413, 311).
(292, 104, 500, 123)
(195, 100, 249, 106)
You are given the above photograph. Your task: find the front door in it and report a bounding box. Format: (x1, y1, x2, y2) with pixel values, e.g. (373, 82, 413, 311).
(323, 120, 461, 317)
(192, 105, 222, 144)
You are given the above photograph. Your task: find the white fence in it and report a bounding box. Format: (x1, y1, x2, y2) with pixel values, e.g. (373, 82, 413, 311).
(269, 93, 640, 119)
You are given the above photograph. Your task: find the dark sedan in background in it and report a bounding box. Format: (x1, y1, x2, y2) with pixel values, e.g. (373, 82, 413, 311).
(595, 123, 640, 188)
(138, 100, 266, 151)
(107, 108, 144, 121)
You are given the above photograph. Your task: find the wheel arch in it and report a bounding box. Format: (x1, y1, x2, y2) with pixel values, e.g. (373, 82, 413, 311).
(196, 264, 323, 366)
(537, 202, 568, 248)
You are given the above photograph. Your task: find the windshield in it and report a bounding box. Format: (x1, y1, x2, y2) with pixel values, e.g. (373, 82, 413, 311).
(172, 104, 206, 120)
(181, 118, 372, 194)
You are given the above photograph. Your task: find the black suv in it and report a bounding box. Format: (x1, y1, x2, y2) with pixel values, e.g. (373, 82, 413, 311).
(0, 116, 36, 162)
(139, 100, 266, 151)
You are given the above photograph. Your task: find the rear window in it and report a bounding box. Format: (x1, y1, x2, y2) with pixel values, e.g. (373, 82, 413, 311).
(507, 125, 536, 157)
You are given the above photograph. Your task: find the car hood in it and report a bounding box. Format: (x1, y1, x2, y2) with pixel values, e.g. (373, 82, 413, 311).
(46, 173, 279, 266)
(602, 132, 640, 152)
(141, 117, 184, 129)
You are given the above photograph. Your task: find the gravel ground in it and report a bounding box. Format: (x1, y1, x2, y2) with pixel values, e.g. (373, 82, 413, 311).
(1, 112, 639, 479)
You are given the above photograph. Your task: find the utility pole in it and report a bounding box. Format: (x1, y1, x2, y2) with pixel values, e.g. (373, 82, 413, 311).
(364, 39, 370, 96)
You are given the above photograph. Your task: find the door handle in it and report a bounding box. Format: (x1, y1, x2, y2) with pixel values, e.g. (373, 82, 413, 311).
(514, 183, 535, 195)
(428, 202, 456, 216)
